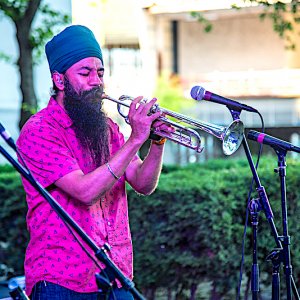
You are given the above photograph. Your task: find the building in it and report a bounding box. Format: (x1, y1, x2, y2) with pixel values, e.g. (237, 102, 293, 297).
(1, 0, 299, 165)
(97, 0, 300, 164)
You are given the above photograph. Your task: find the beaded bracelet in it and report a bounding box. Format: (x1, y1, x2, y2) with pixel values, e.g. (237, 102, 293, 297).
(105, 162, 120, 180)
(152, 137, 167, 145)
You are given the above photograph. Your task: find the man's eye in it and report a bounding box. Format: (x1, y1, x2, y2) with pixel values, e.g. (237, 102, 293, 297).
(98, 73, 104, 78)
(79, 73, 89, 76)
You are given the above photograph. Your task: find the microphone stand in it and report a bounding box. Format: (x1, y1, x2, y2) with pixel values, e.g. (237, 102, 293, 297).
(242, 134, 285, 300)
(267, 145, 299, 300)
(0, 144, 146, 300)
(248, 197, 261, 300)
(228, 109, 282, 300)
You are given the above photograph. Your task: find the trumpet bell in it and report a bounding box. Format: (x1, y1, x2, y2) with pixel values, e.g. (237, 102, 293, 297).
(222, 120, 244, 155)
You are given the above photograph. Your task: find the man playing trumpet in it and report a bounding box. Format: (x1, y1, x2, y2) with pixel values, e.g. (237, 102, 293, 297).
(17, 25, 170, 300)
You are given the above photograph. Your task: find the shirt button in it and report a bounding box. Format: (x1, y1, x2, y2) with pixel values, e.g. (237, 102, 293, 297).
(107, 221, 111, 226)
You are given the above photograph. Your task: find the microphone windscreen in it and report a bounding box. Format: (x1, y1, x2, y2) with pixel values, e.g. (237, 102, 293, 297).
(190, 86, 206, 101)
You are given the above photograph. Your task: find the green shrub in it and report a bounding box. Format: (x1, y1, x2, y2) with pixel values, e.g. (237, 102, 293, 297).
(0, 165, 27, 278)
(1, 156, 300, 299)
(128, 156, 300, 298)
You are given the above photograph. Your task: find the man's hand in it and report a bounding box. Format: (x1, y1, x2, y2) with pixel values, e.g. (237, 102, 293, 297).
(128, 96, 161, 144)
(151, 118, 175, 138)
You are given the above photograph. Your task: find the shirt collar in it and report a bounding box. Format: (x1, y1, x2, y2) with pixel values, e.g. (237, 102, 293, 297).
(47, 97, 73, 129)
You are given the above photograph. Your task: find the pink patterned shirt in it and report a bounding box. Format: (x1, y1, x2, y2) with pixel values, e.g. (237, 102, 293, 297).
(16, 98, 135, 295)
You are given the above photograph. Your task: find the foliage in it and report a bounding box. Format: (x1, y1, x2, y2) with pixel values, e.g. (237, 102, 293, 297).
(0, 0, 70, 64)
(248, 0, 300, 50)
(0, 0, 70, 128)
(191, 1, 300, 50)
(128, 156, 300, 299)
(0, 165, 27, 278)
(30, 5, 70, 63)
(1, 157, 300, 299)
(190, 11, 213, 33)
(153, 74, 193, 113)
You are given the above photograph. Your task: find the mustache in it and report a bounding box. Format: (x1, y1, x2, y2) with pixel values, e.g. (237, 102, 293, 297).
(79, 86, 104, 103)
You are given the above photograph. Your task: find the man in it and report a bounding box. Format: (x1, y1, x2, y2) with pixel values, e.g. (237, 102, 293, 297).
(17, 25, 169, 300)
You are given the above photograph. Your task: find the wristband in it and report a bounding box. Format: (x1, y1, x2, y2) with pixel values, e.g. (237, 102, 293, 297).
(105, 162, 120, 180)
(152, 137, 167, 145)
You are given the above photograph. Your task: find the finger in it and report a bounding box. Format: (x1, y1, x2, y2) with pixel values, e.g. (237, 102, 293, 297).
(128, 96, 143, 116)
(141, 97, 158, 115)
(130, 96, 144, 109)
(148, 111, 161, 122)
(131, 97, 150, 115)
(136, 98, 148, 113)
(156, 123, 174, 131)
(153, 122, 175, 133)
(152, 120, 165, 127)
(164, 125, 176, 133)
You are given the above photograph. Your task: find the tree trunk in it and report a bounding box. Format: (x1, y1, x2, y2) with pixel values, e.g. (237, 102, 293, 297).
(190, 283, 197, 300)
(14, 0, 41, 130)
(210, 282, 222, 300)
(148, 288, 156, 300)
(143, 287, 156, 300)
(175, 284, 184, 300)
(16, 20, 38, 130)
(167, 288, 173, 300)
(244, 275, 251, 300)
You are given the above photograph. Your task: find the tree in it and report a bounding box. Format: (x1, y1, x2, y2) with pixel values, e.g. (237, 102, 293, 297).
(192, 0, 300, 50)
(0, 0, 70, 129)
(242, 0, 300, 50)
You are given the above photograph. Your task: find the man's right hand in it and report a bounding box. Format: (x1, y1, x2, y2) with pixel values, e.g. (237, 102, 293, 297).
(127, 96, 161, 145)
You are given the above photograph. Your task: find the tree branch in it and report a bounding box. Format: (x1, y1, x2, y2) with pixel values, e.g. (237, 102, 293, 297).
(23, 0, 42, 27)
(0, 1, 19, 21)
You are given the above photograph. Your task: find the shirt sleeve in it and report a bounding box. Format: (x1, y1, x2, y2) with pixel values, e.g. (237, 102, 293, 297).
(17, 121, 80, 188)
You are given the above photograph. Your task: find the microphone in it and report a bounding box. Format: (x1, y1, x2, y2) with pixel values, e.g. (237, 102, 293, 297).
(190, 85, 258, 113)
(248, 130, 300, 153)
(0, 122, 17, 151)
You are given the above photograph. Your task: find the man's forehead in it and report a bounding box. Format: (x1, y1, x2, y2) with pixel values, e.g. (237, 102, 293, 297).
(73, 57, 104, 70)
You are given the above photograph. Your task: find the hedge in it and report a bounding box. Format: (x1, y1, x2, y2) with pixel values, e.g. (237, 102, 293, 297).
(128, 156, 300, 299)
(0, 155, 300, 299)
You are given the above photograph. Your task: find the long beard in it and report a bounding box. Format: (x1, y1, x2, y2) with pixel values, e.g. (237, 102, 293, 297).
(63, 77, 109, 167)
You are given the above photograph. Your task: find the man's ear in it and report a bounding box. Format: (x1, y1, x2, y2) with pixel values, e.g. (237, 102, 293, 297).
(52, 72, 64, 90)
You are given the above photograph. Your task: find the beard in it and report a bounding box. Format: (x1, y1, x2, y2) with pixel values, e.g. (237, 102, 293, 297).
(63, 77, 109, 167)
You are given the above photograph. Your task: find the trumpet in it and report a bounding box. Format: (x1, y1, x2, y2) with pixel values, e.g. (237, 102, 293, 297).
(102, 94, 244, 155)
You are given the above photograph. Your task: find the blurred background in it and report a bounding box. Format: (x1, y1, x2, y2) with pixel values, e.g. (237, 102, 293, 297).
(1, 0, 299, 165)
(0, 0, 300, 299)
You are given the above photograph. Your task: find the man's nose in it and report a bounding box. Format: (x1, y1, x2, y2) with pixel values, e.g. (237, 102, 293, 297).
(89, 73, 103, 86)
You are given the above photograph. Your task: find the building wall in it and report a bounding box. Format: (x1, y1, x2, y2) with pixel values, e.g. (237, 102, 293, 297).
(179, 15, 286, 76)
(143, 6, 300, 74)
(142, 8, 300, 92)
(139, 7, 300, 164)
